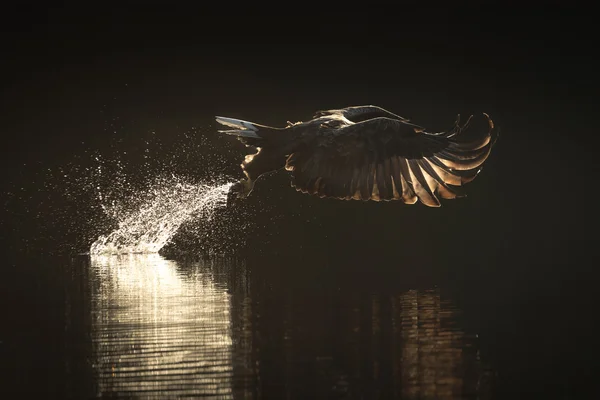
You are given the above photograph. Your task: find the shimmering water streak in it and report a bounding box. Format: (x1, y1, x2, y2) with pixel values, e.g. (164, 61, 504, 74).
(89, 254, 234, 398)
(90, 180, 233, 255)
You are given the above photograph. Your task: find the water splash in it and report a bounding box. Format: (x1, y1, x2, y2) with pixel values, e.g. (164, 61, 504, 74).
(2, 114, 244, 255)
(90, 177, 233, 255)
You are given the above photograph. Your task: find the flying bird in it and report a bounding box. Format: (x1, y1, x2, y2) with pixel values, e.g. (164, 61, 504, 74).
(216, 105, 497, 207)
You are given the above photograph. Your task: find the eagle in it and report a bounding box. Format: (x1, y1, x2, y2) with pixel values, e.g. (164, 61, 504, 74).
(216, 105, 497, 207)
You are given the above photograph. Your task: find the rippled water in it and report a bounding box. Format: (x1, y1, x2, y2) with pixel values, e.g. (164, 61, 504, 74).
(15, 254, 490, 399)
(88, 254, 234, 397)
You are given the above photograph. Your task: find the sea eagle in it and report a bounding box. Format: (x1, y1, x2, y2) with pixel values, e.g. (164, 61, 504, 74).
(216, 105, 497, 207)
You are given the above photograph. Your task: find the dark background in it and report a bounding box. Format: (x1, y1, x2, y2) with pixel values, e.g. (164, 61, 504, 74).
(1, 5, 598, 398)
(2, 7, 596, 253)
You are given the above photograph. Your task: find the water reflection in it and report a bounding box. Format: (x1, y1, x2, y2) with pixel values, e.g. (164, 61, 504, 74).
(398, 290, 488, 399)
(77, 256, 491, 399)
(88, 254, 233, 398)
(226, 273, 492, 399)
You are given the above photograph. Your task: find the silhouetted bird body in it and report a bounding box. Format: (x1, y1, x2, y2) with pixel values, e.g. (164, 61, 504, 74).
(216, 105, 497, 207)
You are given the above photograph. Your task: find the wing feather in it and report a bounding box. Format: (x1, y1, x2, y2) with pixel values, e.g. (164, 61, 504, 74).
(286, 113, 496, 206)
(408, 159, 440, 207)
(390, 156, 404, 198)
(313, 105, 411, 123)
(417, 159, 463, 198)
(397, 157, 417, 200)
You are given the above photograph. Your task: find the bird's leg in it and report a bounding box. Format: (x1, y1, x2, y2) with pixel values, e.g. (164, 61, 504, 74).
(227, 178, 255, 206)
(238, 178, 254, 197)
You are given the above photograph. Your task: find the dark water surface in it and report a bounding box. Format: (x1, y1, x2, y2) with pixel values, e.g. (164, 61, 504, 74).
(3, 253, 496, 399)
(2, 238, 597, 399)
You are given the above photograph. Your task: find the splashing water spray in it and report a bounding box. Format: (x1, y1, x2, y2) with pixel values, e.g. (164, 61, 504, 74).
(80, 120, 247, 256)
(89, 178, 233, 255)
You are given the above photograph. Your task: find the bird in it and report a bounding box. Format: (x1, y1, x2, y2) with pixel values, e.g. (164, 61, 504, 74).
(216, 105, 498, 207)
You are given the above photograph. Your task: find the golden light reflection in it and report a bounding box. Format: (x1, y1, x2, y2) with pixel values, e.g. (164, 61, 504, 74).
(397, 289, 484, 399)
(88, 254, 233, 398)
(283, 288, 493, 399)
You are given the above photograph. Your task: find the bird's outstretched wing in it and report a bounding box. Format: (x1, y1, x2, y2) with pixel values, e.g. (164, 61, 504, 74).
(285, 114, 496, 206)
(313, 105, 412, 123)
